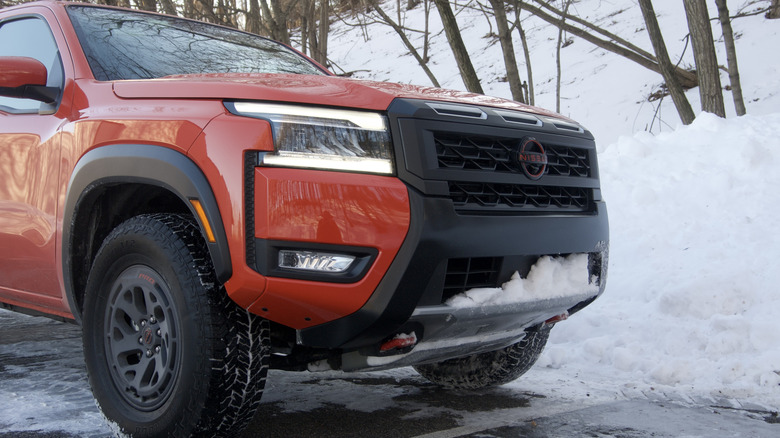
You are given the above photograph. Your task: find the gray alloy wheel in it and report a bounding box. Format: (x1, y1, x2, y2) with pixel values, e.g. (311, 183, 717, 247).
(82, 214, 269, 437)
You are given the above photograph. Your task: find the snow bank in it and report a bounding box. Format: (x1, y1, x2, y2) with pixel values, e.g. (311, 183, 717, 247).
(446, 254, 598, 308)
(533, 112, 780, 410)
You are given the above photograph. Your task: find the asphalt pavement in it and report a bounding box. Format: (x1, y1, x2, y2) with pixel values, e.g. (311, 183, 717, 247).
(1, 309, 777, 437)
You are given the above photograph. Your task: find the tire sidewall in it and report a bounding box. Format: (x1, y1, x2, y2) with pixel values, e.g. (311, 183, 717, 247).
(82, 220, 213, 437)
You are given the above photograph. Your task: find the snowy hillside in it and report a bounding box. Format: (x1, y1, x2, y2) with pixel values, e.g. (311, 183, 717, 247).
(323, 0, 779, 145)
(323, 1, 780, 410)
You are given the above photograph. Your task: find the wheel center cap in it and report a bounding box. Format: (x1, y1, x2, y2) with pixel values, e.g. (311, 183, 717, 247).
(142, 327, 154, 346)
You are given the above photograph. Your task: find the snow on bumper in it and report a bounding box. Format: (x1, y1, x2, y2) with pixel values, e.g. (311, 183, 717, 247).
(341, 254, 604, 371)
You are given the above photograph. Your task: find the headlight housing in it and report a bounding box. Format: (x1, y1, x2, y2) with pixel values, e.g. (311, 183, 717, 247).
(226, 101, 394, 175)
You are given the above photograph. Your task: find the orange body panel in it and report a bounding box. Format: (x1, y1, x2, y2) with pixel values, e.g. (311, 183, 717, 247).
(187, 113, 274, 309)
(249, 168, 410, 328)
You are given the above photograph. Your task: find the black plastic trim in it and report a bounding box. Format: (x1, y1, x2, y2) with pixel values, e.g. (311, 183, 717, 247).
(62, 145, 230, 322)
(0, 84, 59, 103)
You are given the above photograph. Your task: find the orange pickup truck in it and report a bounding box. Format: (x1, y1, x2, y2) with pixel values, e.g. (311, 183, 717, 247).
(0, 2, 608, 436)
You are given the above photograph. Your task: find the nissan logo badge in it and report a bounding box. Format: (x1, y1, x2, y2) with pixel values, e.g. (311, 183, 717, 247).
(515, 137, 547, 180)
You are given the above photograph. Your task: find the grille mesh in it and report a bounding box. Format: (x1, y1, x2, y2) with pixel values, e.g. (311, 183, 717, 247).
(449, 182, 591, 212)
(443, 257, 501, 301)
(434, 132, 591, 177)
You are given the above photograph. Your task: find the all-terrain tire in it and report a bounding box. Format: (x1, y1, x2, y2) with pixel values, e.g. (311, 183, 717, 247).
(82, 214, 269, 437)
(413, 326, 551, 389)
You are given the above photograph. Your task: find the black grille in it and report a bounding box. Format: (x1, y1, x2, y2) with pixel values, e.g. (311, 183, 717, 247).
(435, 132, 591, 177)
(443, 257, 501, 301)
(449, 182, 591, 212)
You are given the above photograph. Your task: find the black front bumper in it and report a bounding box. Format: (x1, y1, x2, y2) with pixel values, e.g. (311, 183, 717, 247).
(298, 98, 609, 356)
(297, 189, 608, 351)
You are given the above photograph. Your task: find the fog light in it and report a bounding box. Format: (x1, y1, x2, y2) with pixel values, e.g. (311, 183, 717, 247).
(278, 250, 356, 273)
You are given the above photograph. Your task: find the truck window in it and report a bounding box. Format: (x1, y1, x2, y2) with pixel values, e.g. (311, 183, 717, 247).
(66, 5, 327, 81)
(0, 16, 63, 113)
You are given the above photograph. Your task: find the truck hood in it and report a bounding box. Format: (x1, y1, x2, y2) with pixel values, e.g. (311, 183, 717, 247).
(112, 73, 565, 120)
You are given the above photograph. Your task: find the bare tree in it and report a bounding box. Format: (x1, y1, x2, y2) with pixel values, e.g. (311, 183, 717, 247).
(434, 0, 484, 93)
(300, 0, 330, 65)
(422, 0, 433, 63)
(487, 0, 524, 102)
(317, 0, 330, 64)
(257, 0, 296, 45)
(555, 0, 572, 113)
(184, 0, 219, 24)
(136, 0, 157, 12)
(638, 0, 695, 125)
(530, 0, 657, 61)
(683, 0, 725, 117)
(158, 0, 179, 15)
(246, 0, 263, 34)
(715, 0, 746, 116)
(519, 1, 698, 89)
(369, 0, 441, 86)
(512, 0, 534, 105)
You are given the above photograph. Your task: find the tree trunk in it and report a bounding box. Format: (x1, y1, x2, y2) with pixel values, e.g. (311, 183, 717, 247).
(715, 0, 746, 116)
(530, 0, 657, 62)
(488, 0, 524, 103)
(158, 0, 179, 15)
(683, 0, 726, 117)
(246, 0, 263, 35)
(433, 0, 484, 94)
(638, 0, 695, 125)
(316, 0, 330, 66)
(768, 0, 780, 19)
(519, 1, 698, 89)
(555, 0, 572, 113)
(137, 0, 157, 12)
(372, 1, 441, 87)
(513, 1, 534, 106)
(423, 0, 432, 63)
(307, 0, 318, 56)
(258, 0, 292, 44)
(271, 0, 292, 45)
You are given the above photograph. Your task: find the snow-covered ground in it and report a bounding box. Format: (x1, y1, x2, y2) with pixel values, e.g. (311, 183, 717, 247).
(323, 0, 780, 412)
(1, 1, 779, 435)
(530, 112, 780, 411)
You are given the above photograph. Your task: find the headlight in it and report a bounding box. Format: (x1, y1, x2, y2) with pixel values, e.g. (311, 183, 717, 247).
(227, 101, 394, 175)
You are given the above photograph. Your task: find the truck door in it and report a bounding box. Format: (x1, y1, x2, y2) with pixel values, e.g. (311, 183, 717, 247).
(0, 15, 65, 305)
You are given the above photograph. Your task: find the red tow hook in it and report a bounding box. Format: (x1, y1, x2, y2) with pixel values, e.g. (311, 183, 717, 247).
(379, 332, 418, 353)
(544, 311, 569, 326)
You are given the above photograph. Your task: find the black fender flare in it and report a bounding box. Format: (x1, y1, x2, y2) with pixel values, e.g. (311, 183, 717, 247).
(62, 144, 231, 322)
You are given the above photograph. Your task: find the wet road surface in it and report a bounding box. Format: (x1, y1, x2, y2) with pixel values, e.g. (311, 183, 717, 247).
(1, 309, 777, 437)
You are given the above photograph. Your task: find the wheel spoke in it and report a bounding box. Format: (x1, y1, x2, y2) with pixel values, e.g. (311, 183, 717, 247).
(110, 330, 143, 356)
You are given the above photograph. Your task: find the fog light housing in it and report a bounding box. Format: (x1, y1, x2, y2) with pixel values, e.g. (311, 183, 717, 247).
(278, 250, 356, 273)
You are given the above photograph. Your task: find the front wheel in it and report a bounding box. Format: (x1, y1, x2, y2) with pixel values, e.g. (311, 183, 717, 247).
(413, 325, 551, 389)
(82, 214, 269, 437)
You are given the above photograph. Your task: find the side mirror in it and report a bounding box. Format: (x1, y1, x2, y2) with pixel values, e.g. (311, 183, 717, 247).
(0, 56, 58, 103)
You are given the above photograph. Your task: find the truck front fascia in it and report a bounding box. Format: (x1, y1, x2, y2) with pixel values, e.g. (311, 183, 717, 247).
(297, 98, 609, 351)
(62, 144, 230, 322)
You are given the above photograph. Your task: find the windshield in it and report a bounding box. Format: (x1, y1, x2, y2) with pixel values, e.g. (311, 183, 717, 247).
(66, 6, 326, 81)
